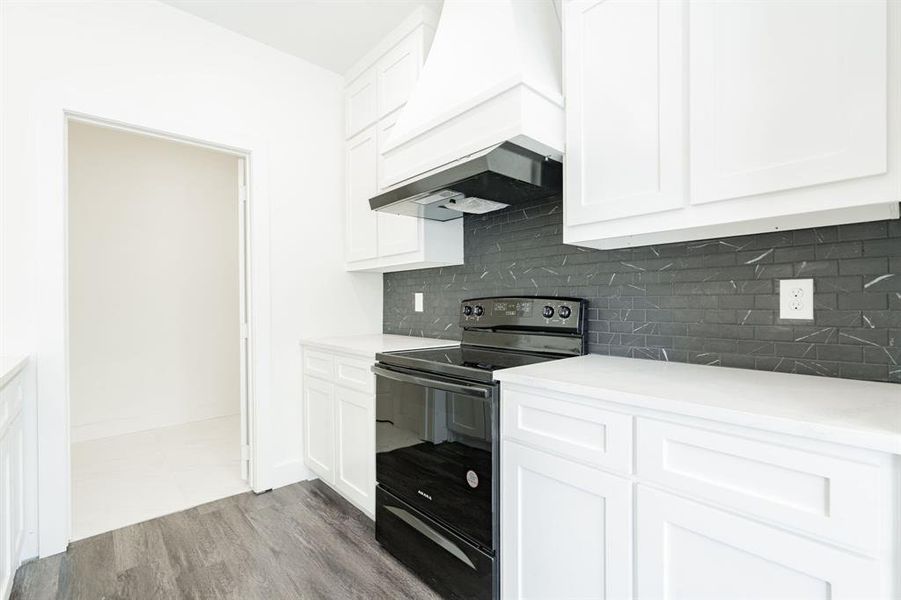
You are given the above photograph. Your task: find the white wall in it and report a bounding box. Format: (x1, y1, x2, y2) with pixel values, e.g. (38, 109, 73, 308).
(0, 0, 383, 556)
(68, 121, 241, 442)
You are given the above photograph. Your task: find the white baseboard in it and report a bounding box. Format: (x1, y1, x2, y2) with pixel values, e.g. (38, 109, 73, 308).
(268, 458, 313, 491)
(71, 409, 240, 443)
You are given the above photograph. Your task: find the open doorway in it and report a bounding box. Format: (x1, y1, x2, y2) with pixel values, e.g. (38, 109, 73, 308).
(66, 119, 251, 540)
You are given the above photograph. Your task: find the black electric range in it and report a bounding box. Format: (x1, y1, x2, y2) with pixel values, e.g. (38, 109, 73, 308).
(371, 296, 588, 600)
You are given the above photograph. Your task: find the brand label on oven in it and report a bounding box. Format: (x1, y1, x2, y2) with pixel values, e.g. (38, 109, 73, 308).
(417, 490, 432, 501)
(466, 470, 479, 488)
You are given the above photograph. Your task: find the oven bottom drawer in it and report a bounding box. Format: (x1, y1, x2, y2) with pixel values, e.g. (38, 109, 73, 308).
(376, 486, 496, 600)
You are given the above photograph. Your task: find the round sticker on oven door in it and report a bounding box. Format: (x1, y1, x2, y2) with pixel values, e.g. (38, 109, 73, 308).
(466, 470, 479, 488)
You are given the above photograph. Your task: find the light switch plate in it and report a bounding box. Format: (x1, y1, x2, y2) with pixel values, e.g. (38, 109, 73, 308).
(414, 292, 424, 312)
(779, 279, 814, 320)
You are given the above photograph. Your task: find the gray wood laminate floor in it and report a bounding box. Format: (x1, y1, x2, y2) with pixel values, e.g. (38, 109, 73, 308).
(11, 480, 441, 600)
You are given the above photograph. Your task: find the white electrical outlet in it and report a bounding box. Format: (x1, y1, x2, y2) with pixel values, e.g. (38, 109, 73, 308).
(779, 279, 814, 320)
(414, 292, 424, 312)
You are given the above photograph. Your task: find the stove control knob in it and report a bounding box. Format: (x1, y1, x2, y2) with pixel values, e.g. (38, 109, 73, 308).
(542, 305, 555, 318)
(463, 305, 473, 316)
(559, 306, 572, 319)
(474, 305, 485, 317)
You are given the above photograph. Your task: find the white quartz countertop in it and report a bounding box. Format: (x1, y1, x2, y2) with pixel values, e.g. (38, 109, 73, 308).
(0, 356, 28, 390)
(300, 334, 458, 358)
(495, 354, 901, 455)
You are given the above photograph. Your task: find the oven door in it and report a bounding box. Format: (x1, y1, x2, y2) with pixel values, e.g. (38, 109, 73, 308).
(373, 364, 497, 550)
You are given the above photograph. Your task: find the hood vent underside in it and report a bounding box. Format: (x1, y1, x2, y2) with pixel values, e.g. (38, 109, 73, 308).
(369, 142, 562, 221)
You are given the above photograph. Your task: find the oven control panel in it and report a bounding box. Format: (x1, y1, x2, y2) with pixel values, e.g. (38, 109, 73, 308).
(460, 296, 585, 332)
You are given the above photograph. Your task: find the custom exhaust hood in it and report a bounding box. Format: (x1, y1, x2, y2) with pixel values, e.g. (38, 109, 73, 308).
(370, 0, 564, 220)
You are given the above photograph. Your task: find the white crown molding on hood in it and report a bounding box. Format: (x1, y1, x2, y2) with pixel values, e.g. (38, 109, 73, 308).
(381, 0, 564, 188)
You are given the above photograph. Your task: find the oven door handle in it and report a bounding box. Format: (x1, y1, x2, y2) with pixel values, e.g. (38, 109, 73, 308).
(371, 366, 492, 399)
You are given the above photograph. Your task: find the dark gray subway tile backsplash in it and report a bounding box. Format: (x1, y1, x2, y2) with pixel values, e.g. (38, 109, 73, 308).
(383, 195, 901, 383)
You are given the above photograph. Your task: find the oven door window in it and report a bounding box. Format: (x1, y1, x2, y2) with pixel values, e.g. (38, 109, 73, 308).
(375, 370, 494, 549)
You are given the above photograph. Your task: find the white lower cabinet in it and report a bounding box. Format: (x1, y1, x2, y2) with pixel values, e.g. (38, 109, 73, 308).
(636, 486, 882, 600)
(302, 347, 376, 518)
(501, 441, 632, 600)
(0, 367, 27, 600)
(302, 377, 335, 484)
(334, 386, 374, 513)
(500, 384, 898, 599)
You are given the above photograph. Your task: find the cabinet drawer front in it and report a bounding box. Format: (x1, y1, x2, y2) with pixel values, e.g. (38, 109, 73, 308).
(502, 388, 632, 474)
(334, 356, 375, 394)
(636, 418, 882, 552)
(303, 349, 334, 380)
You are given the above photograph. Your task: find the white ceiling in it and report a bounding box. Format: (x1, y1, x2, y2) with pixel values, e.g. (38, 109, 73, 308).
(162, 0, 443, 75)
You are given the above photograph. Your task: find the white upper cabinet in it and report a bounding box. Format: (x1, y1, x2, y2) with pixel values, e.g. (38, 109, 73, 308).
(689, 0, 887, 204)
(376, 33, 423, 118)
(345, 70, 377, 139)
(565, 0, 685, 224)
(343, 7, 464, 273)
(345, 126, 379, 263)
(563, 0, 900, 249)
(376, 111, 420, 258)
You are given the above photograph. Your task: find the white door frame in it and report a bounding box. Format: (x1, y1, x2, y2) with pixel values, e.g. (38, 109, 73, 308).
(64, 113, 255, 539)
(35, 102, 274, 557)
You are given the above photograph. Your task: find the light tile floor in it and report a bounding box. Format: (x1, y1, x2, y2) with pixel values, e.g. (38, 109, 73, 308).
(71, 414, 249, 540)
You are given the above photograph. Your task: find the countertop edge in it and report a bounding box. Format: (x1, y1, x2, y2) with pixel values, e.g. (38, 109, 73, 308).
(496, 370, 901, 456)
(299, 335, 459, 359)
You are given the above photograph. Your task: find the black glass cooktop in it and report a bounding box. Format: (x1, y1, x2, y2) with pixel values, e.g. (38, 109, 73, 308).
(375, 346, 559, 383)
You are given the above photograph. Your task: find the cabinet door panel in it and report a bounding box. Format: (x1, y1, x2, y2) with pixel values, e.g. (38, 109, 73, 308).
(0, 432, 11, 598)
(335, 387, 375, 516)
(690, 0, 887, 204)
(376, 112, 420, 257)
(636, 486, 883, 599)
(502, 441, 631, 599)
(345, 70, 377, 138)
(376, 33, 422, 118)
(565, 0, 685, 225)
(375, 213, 420, 257)
(10, 417, 24, 558)
(303, 378, 335, 483)
(346, 127, 379, 263)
